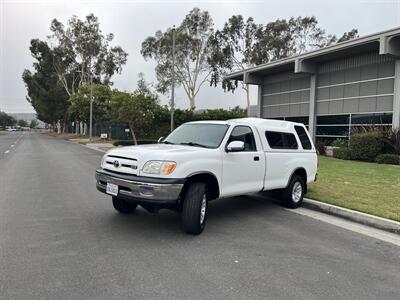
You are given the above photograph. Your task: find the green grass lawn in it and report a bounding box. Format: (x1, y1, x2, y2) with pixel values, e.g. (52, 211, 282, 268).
(307, 156, 400, 222)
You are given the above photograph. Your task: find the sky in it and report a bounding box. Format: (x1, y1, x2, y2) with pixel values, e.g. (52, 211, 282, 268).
(1, 0, 400, 114)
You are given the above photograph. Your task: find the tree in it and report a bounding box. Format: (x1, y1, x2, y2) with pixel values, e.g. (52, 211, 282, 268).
(210, 15, 358, 113)
(141, 7, 214, 110)
(136, 72, 156, 98)
(255, 17, 356, 61)
(337, 29, 359, 43)
(209, 15, 262, 116)
(22, 40, 70, 130)
(111, 91, 158, 144)
(48, 14, 128, 96)
(69, 84, 112, 126)
(0, 111, 16, 128)
(17, 119, 28, 127)
(30, 119, 39, 129)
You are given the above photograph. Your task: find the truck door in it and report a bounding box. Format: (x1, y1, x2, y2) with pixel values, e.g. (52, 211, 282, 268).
(221, 125, 265, 197)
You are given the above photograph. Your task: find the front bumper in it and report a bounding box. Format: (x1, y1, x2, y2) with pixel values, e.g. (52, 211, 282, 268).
(95, 168, 185, 204)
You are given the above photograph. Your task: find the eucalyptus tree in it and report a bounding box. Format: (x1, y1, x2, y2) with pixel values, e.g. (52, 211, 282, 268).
(209, 15, 358, 114)
(48, 14, 128, 96)
(209, 15, 262, 116)
(141, 8, 214, 110)
(68, 84, 112, 126)
(23, 14, 128, 133)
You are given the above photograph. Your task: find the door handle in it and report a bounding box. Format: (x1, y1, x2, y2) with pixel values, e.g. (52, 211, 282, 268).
(254, 156, 260, 161)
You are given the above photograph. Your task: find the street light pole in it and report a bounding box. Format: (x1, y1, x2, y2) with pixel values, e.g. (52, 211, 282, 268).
(170, 25, 176, 132)
(89, 73, 93, 142)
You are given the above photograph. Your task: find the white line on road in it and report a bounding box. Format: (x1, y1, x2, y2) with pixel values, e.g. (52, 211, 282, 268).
(4, 150, 10, 154)
(290, 207, 400, 246)
(10, 144, 14, 148)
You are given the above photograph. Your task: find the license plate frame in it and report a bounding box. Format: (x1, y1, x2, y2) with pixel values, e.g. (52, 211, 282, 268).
(106, 182, 118, 196)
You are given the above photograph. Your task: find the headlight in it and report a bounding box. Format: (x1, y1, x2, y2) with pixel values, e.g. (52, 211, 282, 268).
(142, 161, 176, 175)
(101, 155, 107, 168)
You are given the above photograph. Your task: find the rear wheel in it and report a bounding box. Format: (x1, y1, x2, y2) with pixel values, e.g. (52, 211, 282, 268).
(181, 182, 208, 235)
(112, 196, 138, 213)
(281, 175, 305, 209)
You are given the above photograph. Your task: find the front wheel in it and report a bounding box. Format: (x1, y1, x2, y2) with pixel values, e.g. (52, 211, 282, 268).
(281, 175, 305, 209)
(112, 196, 138, 213)
(181, 182, 208, 235)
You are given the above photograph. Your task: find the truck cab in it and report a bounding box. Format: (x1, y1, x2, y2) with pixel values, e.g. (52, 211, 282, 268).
(95, 118, 318, 234)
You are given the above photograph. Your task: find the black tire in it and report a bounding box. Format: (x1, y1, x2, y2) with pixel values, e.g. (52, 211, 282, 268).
(281, 175, 305, 209)
(181, 182, 208, 235)
(112, 196, 138, 213)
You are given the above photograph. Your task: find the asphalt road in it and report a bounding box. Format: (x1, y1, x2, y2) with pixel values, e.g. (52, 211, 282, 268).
(1, 132, 399, 299)
(0, 131, 24, 160)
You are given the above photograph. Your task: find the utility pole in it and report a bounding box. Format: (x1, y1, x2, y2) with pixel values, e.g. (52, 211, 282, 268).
(89, 73, 93, 142)
(170, 25, 176, 132)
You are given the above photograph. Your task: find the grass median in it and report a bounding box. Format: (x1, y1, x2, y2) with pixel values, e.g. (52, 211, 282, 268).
(307, 156, 400, 222)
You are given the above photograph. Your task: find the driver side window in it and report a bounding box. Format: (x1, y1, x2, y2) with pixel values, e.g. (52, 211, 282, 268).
(227, 126, 257, 152)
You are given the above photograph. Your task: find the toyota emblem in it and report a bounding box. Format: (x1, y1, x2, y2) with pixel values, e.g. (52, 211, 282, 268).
(113, 160, 120, 168)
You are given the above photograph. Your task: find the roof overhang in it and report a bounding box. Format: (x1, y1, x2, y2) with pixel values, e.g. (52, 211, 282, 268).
(225, 27, 400, 84)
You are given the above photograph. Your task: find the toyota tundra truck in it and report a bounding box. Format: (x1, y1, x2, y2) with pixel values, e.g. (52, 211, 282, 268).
(95, 118, 318, 234)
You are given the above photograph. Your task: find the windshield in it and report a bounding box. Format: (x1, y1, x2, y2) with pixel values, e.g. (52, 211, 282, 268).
(163, 123, 229, 149)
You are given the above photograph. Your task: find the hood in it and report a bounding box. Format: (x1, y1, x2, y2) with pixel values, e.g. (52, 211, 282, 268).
(107, 143, 211, 160)
(102, 144, 214, 176)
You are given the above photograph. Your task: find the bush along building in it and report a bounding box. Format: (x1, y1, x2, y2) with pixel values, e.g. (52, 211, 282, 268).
(227, 27, 400, 143)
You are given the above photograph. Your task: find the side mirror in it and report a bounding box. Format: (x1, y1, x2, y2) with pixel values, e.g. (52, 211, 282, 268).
(157, 137, 164, 143)
(226, 141, 245, 152)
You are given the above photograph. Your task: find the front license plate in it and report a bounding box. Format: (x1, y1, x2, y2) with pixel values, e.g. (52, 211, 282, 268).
(106, 183, 118, 196)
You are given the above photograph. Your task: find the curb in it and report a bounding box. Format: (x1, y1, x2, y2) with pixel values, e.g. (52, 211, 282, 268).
(303, 198, 400, 234)
(82, 144, 114, 153)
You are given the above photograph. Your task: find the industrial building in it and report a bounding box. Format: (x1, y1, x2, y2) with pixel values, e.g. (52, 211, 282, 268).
(227, 27, 400, 142)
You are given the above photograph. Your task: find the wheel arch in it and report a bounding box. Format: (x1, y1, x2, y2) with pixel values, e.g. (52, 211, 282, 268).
(286, 167, 308, 193)
(182, 171, 220, 201)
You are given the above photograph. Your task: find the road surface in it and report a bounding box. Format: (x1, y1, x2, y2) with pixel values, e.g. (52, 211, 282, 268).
(1, 132, 399, 299)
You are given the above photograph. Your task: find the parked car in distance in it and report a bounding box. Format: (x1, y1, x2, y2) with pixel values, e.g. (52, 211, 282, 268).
(95, 118, 318, 234)
(5, 127, 17, 131)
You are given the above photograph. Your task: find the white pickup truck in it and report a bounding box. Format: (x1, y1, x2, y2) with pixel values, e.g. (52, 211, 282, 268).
(96, 118, 318, 234)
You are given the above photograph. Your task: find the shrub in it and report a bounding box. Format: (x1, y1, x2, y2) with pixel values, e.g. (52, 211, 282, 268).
(382, 128, 400, 155)
(331, 138, 348, 148)
(333, 147, 352, 160)
(376, 154, 400, 165)
(316, 139, 327, 155)
(113, 139, 156, 146)
(349, 132, 383, 162)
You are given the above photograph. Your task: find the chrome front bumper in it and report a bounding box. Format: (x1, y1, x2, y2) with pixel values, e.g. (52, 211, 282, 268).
(95, 169, 185, 203)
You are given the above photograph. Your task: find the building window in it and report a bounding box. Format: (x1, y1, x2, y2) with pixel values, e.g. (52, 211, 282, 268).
(265, 131, 298, 150)
(294, 126, 312, 150)
(315, 112, 393, 139)
(317, 114, 350, 125)
(285, 116, 309, 126)
(316, 126, 349, 137)
(351, 113, 392, 125)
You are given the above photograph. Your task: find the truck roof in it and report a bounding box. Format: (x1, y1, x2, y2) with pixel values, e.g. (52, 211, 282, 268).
(187, 118, 304, 130)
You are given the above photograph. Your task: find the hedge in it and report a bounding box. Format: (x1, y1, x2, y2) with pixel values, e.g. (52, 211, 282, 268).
(333, 147, 352, 160)
(376, 154, 400, 165)
(349, 132, 383, 162)
(331, 138, 348, 148)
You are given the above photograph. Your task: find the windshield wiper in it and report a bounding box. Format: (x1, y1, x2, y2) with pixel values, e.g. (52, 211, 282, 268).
(162, 141, 175, 145)
(179, 142, 210, 148)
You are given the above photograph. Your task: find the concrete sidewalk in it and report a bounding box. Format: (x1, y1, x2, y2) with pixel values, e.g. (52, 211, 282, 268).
(83, 143, 114, 153)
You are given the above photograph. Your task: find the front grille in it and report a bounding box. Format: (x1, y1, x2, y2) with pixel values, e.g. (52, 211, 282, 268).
(107, 155, 137, 161)
(105, 155, 139, 175)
